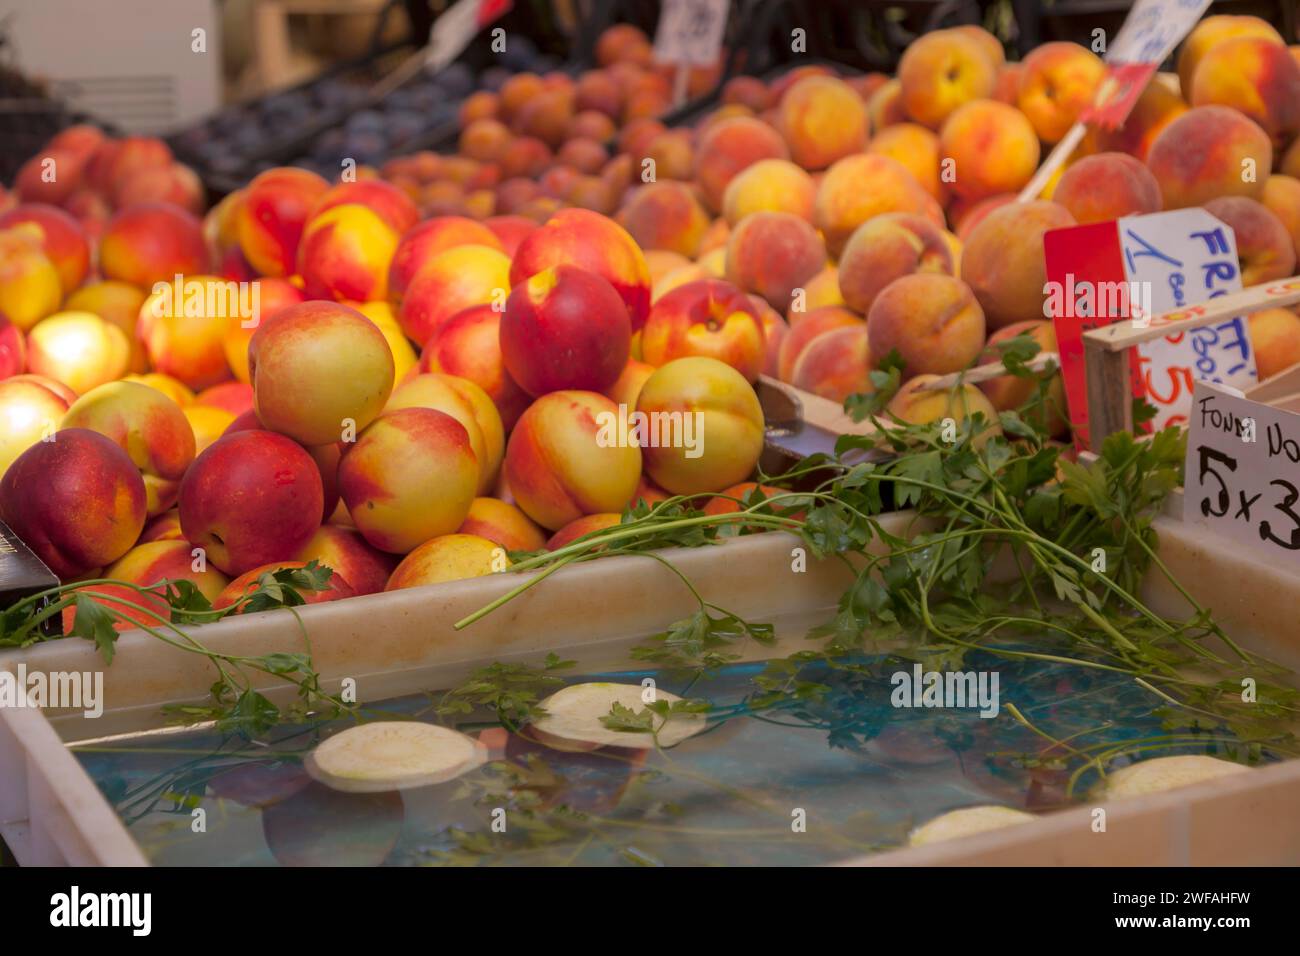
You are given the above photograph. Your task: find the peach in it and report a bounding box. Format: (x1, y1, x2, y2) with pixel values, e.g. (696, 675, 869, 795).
(122, 372, 193, 407)
(814, 153, 944, 256)
(977, 320, 1068, 435)
(604, 358, 655, 410)
(866, 274, 985, 377)
(63, 280, 149, 373)
(114, 163, 204, 215)
(386, 373, 504, 494)
(837, 213, 954, 315)
(723, 75, 772, 111)
(1261, 175, 1300, 259)
(1177, 14, 1284, 99)
(139, 508, 184, 543)
(951, 193, 1016, 241)
(458, 496, 547, 553)
(347, 300, 416, 384)
(214, 561, 356, 610)
(697, 246, 727, 279)
(644, 250, 693, 287)
(636, 357, 763, 495)
(1248, 308, 1300, 379)
(459, 117, 514, 162)
(137, 275, 236, 390)
(692, 116, 790, 213)
(503, 390, 642, 530)
(725, 211, 827, 313)
(250, 301, 394, 447)
(311, 179, 419, 235)
(297, 203, 399, 302)
(616, 182, 710, 258)
(1203, 196, 1297, 285)
(293, 524, 398, 596)
(483, 215, 537, 257)
(418, 303, 530, 430)
(1016, 42, 1105, 143)
(1146, 106, 1272, 209)
(0, 428, 146, 578)
(185, 404, 237, 454)
(397, 243, 511, 344)
(509, 208, 652, 332)
(961, 200, 1076, 329)
(194, 381, 254, 417)
(0, 225, 62, 332)
(778, 75, 868, 170)
(61, 380, 195, 515)
(500, 265, 631, 396)
(14, 147, 87, 206)
(385, 533, 506, 590)
(802, 264, 846, 313)
(898, 28, 998, 129)
(0, 314, 22, 380)
(867, 78, 908, 131)
(644, 129, 695, 181)
(721, 159, 816, 226)
(939, 99, 1041, 201)
(104, 538, 230, 607)
(1191, 37, 1300, 139)
(220, 277, 305, 384)
(97, 136, 172, 199)
(0, 204, 90, 294)
(387, 216, 504, 308)
(790, 323, 874, 403)
(778, 307, 862, 381)
(0, 374, 74, 477)
(886, 374, 1000, 441)
(26, 311, 129, 394)
(868, 123, 946, 202)
(99, 202, 209, 289)
(1094, 81, 1188, 162)
(641, 279, 766, 382)
(236, 167, 330, 277)
(1052, 152, 1163, 223)
(178, 430, 323, 575)
(546, 513, 622, 551)
(338, 407, 479, 553)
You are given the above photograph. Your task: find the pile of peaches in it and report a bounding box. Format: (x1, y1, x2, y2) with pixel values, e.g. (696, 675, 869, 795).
(5, 14, 1300, 621)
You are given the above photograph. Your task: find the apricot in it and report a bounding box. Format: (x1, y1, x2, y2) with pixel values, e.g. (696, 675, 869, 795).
(1016, 42, 1105, 143)
(641, 279, 767, 382)
(458, 497, 547, 553)
(387, 216, 504, 308)
(385, 533, 506, 590)
(778, 75, 868, 170)
(1146, 106, 1272, 209)
(790, 324, 875, 403)
(236, 167, 330, 277)
(725, 211, 827, 313)
(961, 200, 1076, 329)
(0, 225, 66, 331)
(692, 116, 790, 213)
(0, 374, 75, 477)
(398, 243, 512, 344)
(546, 513, 623, 551)
(721, 158, 816, 226)
(867, 123, 946, 202)
(27, 311, 130, 395)
(939, 99, 1040, 201)
(838, 213, 954, 315)
(136, 275, 239, 390)
(63, 280, 149, 373)
(0, 204, 90, 294)
(813, 153, 943, 256)
(616, 182, 710, 258)
(777, 307, 863, 381)
(386, 373, 504, 494)
(293, 524, 399, 596)
(297, 203, 399, 302)
(419, 303, 531, 430)
(898, 28, 998, 129)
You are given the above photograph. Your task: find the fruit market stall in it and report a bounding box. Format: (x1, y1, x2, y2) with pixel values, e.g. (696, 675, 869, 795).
(3, 0, 1300, 872)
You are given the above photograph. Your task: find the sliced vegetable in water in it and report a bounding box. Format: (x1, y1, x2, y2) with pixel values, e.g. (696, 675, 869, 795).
(306, 721, 485, 792)
(908, 805, 1036, 847)
(530, 682, 708, 751)
(1102, 755, 1251, 799)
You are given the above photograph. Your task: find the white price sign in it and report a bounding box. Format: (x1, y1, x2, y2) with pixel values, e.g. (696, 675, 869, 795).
(1185, 380, 1300, 560)
(1121, 209, 1258, 430)
(1106, 0, 1212, 64)
(653, 0, 729, 66)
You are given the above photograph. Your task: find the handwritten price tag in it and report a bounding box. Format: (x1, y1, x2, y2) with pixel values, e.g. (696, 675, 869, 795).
(1121, 209, 1257, 429)
(1186, 380, 1300, 562)
(653, 0, 729, 66)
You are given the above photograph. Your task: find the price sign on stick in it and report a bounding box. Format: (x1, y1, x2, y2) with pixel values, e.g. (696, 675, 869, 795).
(1018, 0, 1212, 200)
(1185, 379, 1300, 562)
(1044, 208, 1258, 447)
(653, 0, 729, 66)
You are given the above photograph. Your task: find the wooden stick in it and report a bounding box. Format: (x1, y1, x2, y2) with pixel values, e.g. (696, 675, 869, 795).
(914, 352, 1060, 392)
(1083, 275, 1300, 352)
(1084, 339, 1132, 447)
(1017, 122, 1087, 203)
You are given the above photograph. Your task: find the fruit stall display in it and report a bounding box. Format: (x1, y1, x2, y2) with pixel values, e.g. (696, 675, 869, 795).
(4, 7, 1300, 865)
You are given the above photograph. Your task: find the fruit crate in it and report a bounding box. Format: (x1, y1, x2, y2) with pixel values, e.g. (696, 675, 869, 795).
(2, 486, 1299, 866)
